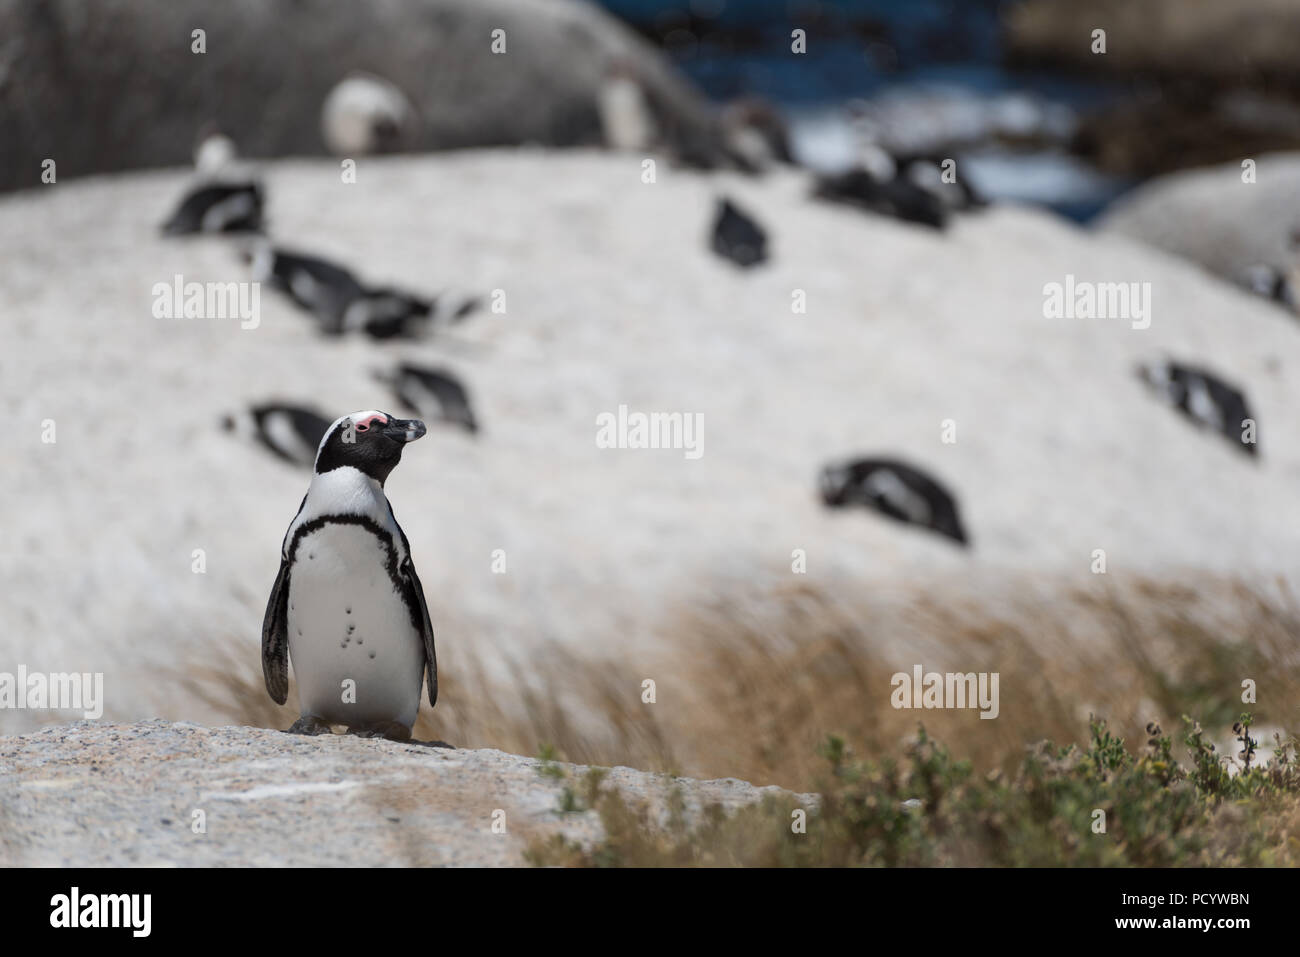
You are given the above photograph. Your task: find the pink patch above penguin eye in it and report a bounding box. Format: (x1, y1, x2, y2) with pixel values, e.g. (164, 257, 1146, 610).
(353, 413, 388, 433)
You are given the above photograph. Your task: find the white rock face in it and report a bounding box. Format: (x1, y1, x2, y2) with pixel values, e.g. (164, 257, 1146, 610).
(2, 150, 1298, 734)
(0, 721, 809, 866)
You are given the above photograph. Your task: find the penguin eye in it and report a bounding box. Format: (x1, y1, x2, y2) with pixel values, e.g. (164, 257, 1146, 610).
(355, 423, 369, 432)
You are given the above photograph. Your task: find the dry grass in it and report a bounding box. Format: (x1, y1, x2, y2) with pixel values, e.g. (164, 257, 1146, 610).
(182, 573, 1300, 794)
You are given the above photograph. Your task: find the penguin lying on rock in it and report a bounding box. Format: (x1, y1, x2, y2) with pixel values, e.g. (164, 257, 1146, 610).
(373, 363, 480, 435)
(1136, 360, 1259, 458)
(162, 182, 264, 235)
(222, 403, 332, 468)
(820, 457, 969, 546)
(262, 411, 437, 741)
(896, 154, 987, 213)
(812, 166, 949, 230)
(248, 243, 478, 340)
(1237, 264, 1298, 315)
(162, 128, 265, 235)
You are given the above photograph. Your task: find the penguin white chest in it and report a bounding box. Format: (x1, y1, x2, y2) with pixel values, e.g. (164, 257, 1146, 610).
(285, 522, 424, 728)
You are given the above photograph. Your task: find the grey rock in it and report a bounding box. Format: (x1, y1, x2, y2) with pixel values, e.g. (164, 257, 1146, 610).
(0, 0, 729, 191)
(0, 721, 813, 866)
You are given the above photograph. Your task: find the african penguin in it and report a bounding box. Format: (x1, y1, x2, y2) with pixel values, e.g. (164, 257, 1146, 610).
(820, 457, 969, 546)
(341, 287, 433, 339)
(223, 403, 333, 468)
(193, 126, 240, 176)
(598, 61, 658, 153)
(162, 181, 265, 236)
(720, 97, 794, 173)
(711, 197, 768, 268)
(320, 72, 417, 155)
(813, 166, 948, 230)
(162, 128, 265, 236)
(248, 244, 366, 333)
(249, 243, 474, 339)
(1136, 360, 1258, 457)
(374, 363, 480, 435)
(262, 411, 437, 740)
(1237, 264, 1298, 314)
(898, 154, 986, 212)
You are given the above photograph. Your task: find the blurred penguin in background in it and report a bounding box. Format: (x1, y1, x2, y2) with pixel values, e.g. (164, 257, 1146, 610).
(321, 72, 418, 155)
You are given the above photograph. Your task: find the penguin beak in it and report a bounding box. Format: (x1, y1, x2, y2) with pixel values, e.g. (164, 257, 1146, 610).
(384, 418, 426, 443)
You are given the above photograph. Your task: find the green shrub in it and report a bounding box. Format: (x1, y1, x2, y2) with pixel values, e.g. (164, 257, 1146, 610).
(527, 716, 1300, 867)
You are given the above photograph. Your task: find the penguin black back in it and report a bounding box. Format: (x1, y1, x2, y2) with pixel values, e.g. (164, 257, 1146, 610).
(711, 197, 768, 268)
(162, 181, 265, 235)
(379, 363, 479, 435)
(820, 457, 969, 546)
(1138, 360, 1258, 458)
(813, 167, 948, 230)
(224, 403, 333, 468)
(254, 246, 367, 335)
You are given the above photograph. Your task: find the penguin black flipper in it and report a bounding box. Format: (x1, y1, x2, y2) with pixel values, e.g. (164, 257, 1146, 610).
(391, 514, 436, 707)
(261, 558, 292, 705)
(397, 539, 438, 708)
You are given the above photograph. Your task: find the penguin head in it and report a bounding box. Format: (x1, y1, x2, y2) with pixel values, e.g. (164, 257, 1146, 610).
(818, 463, 853, 507)
(313, 410, 426, 485)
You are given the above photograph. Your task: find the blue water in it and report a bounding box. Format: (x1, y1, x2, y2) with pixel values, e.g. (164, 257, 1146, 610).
(596, 0, 1134, 219)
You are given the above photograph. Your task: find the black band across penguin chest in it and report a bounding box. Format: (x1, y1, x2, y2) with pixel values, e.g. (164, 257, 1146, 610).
(288, 513, 398, 578)
(283, 514, 426, 726)
(284, 514, 421, 633)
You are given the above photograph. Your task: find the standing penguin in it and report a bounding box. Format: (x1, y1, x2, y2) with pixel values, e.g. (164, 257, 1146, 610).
(320, 72, 417, 156)
(262, 411, 437, 740)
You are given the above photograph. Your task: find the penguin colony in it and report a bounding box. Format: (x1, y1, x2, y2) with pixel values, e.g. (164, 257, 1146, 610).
(157, 84, 1273, 735)
(163, 128, 485, 466)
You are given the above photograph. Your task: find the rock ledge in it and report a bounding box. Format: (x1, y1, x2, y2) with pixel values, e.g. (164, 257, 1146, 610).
(0, 720, 807, 866)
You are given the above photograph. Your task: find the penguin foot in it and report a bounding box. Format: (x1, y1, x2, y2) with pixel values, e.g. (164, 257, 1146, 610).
(346, 721, 412, 742)
(287, 715, 334, 736)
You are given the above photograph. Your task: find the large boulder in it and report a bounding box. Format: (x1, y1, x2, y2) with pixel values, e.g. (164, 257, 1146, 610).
(0, 0, 727, 191)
